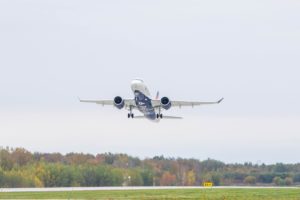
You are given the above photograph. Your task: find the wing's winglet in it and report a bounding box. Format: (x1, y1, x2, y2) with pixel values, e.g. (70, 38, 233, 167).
(217, 98, 224, 104)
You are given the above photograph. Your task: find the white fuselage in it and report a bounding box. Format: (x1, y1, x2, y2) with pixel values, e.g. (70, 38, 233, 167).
(130, 79, 158, 121)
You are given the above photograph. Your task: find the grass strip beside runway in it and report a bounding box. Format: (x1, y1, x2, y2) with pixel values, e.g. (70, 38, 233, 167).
(0, 188, 300, 199)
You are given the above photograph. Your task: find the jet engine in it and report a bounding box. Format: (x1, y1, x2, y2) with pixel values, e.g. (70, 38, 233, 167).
(114, 96, 125, 109)
(160, 97, 171, 110)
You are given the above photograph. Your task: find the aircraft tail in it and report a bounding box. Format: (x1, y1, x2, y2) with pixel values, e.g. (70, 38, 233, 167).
(155, 91, 160, 100)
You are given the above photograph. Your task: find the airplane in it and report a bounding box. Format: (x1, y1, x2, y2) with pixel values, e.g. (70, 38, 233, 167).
(79, 79, 223, 122)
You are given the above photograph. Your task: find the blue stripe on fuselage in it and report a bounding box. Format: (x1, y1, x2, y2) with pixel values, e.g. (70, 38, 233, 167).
(134, 90, 156, 120)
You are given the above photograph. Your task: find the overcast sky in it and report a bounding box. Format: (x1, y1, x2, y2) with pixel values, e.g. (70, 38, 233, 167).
(0, 0, 299, 164)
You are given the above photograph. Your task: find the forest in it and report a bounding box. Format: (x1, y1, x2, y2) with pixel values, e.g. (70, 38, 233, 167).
(0, 147, 299, 187)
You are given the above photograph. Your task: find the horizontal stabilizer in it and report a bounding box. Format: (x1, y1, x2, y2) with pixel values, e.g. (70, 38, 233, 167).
(132, 116, 182, 119)
(162, 116, 183, 119)
(133, 116, 145, 119)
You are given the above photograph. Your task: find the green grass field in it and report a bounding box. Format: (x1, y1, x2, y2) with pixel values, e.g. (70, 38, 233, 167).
(1, 188, 300, 200)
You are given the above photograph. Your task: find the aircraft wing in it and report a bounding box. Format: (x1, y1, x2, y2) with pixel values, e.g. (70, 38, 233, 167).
(152, 98, 223, 108)
(79, 98, 136, 108)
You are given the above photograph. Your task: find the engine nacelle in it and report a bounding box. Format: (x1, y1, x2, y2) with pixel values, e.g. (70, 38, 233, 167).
(160, 97, 171, 110)
(114, 96, 125, 109)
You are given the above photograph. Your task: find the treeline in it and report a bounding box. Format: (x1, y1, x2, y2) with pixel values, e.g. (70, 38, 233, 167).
(0, 147, 300, 187)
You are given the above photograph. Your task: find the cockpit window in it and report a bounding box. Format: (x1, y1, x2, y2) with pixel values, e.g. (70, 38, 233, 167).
(134, 79, 144, 83)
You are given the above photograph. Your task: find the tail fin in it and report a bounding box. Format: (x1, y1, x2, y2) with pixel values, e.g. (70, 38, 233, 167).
(155, 91, 160, 100)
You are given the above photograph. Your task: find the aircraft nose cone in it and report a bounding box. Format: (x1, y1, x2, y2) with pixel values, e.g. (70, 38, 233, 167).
(131, 79, 144, 91)
(131, 79, 143, 84)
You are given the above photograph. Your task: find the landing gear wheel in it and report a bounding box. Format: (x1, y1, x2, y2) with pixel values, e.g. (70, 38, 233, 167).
(128, 106, 134, 119)
(157, 114, 163, 119)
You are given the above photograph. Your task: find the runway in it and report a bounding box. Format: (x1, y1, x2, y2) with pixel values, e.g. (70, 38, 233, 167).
(1, 186, 299, 192)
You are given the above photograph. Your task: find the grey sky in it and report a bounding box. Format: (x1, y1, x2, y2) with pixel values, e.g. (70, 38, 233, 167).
(0, 0, 299, 164)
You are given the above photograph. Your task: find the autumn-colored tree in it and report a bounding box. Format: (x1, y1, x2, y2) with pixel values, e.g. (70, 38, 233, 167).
(285, 177, 293, 186)
(273, 176, 284, 186)
(243, 176, 256, 185)
(11, 148, 32, 166)
(160, 171, 176, 186)
(185, 170, 196, 186)
(65, 153, 95, 165)
(1, 147, 300, 187)
(0, 148, 14, 170)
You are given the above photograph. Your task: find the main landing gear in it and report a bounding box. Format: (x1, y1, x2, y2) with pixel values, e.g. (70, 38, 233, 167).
(156, 113, 163, 119)
(128, 106, 134, 118)
(156, 107, 163, 119)
(128, 113, 134, 118)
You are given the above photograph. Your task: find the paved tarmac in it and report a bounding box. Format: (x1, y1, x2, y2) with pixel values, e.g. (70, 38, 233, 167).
(0, 186, 299, 192)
